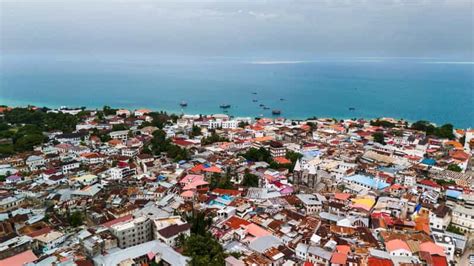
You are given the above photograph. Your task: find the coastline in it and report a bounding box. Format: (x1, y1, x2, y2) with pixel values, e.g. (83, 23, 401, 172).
(1, 100, 471, 129)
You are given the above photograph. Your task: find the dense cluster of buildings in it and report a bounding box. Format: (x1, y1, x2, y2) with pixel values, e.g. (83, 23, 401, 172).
(0, 107, 473, 265)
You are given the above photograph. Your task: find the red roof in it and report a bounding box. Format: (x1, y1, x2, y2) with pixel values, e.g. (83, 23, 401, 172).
(418, 179, 441, 188)
(450, 150, 469, 161)
(367, 257, 393, 266)
(202, 166, 223, 173)
(225, 216, 251, 230)
(385, 239, 410, 252)
(173, 138, 194, 146)
(274, 157, 291, 164)
(27, 227, 52, 237)
(331, 253, 347, 264)
(0, 250, 38, 266)
(190, 164, 206, 173)
(212, 188, 241, 196)
(101, 214, 133, 228)
(431, 255, 448, 266)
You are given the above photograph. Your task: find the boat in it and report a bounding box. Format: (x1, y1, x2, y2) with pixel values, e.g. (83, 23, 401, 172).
(252, 92, 258, 95)
(280, 98, 285, 101)
(259, 104, 265, 107)
(219, 104, 231, 109)
(272, 109, 281, 115)
(348, 107, 355, 111)
(263, 107, 270, 110)
(252, 99, 258, 102)
(179, 101, 188, 107)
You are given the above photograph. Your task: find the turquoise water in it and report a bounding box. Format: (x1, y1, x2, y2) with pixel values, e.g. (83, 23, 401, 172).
(0, 55, 473, 127)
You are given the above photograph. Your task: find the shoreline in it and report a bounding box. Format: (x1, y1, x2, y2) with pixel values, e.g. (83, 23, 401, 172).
(1, 100, 471, 129)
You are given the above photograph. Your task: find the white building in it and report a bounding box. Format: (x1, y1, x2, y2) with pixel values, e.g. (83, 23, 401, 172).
(110, 216, 153, 249)
(109, 130, 129, 141)
(108, 167, 136, 180)
(25, 155, 45, 170)
(451, 204, 474, 233)
(429, 205, 451, 232)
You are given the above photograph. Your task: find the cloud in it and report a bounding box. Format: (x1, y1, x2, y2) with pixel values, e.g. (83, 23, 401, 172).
(0, 0, 472, 59)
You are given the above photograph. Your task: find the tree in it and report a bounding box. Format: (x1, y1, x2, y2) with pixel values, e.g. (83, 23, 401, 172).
(150, 129, 189, 161)
(112, 124, 129, 131)
(446, 224, 463, 235)
(447, 164, 462, 172)
(68, 211, 83, 227)
(372, 132, 385, 145)
(370, 119, 395, 128)
(237, 121, 249, 128)
(411, 121, 454, 139)
(306, 122, 317, 131)
(102, 105, 117, 116)
(189, 125, 202, 138)
(201, 132, 228, 145)
(242, 147, 272, 162)
(241, 171, 259, 187)
(182, 234, 225, 266)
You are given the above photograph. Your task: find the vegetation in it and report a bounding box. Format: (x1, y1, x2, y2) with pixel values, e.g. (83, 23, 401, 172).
(201, 132, 228, 145)
(411, 121, 455, 139)
(306, 122, 317, 131)
(3, 108, 79, 133)
(189, 125, 202, 138)
(102, 105, 117, 116)
(182, 212, 226, 265)
(447, 164, 462, 172)
(68, 211, 84, 227)
(372, 132, 386, 145)
(111, 124, 129, 131)
(147, 111, 180, 129)
(209, 171, 233, 190)
(370, 119, 395, 128)
(434, 179, 456, 186)
(446, 224, 463, 235)
(241, 147, 272, 163)
(150, 129, 189, 161)
(237, 121, 249, 128)
(241, 170, 259, 187)
(182, 234, 226, 265)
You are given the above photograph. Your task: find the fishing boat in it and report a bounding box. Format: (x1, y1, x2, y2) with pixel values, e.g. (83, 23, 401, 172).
(272, 109, 281, 115)
(179, 101, 188, 107)
(219, 104, 231, 109)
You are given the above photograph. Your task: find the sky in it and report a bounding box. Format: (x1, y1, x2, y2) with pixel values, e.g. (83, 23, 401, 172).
(0, 0, 473, 60)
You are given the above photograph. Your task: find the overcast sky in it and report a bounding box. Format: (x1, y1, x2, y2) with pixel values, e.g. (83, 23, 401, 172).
(1, 0, 472, 59)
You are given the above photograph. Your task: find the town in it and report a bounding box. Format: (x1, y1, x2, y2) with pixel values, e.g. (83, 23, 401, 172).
(0, 105, 473, 266)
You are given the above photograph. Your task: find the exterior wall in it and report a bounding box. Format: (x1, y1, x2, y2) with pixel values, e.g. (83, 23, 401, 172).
(111, 218, 153, 248)
(451, 205, 474, 233)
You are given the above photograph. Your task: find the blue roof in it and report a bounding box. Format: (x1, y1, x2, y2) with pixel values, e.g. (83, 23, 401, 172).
(303, 150, 320, 159)
(377, 167, 399, 174)
(421, 158, 436, 166)
(414, 203, 422, 213)
(344, 174, 390, 190)
(446, 189, 462, 199)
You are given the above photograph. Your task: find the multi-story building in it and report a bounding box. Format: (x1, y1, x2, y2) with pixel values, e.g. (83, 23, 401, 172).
(110, 216, 153, 249)
(109, 130, 129, 141)
(108, 167, 136, 180)
(429, 205, 451, 232)
(451, 204, 474, 233)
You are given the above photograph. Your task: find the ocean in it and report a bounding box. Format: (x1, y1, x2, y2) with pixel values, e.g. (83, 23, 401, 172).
(0, 54, 473, 128)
